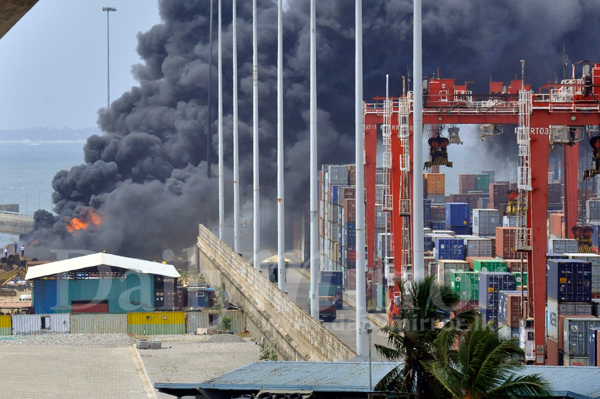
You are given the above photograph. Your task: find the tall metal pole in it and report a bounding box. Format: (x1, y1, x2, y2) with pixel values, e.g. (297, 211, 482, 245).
(252, 0, 260, 270)
(309, 0, 319, 319)
(232, 0, 240, 253)
(412, 0, 425, 282)
(355, 0, 367, 356)
(102, 7, 116, 110)
(207, 0, 214, 179)
(218, 0, 224, 241)
(277, 0, 286, 291)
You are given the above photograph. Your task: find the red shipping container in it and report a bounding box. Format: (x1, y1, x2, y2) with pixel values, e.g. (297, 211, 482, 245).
(459, 174, 477, 194)
(341, 187, 355, 200)
(343, 198, 356, 222)
(347, 165, 356, 185)
(490, 182, 510, 205)
(505, 293, 526, 328)
(496, 227, 518, 259)
(547, 337, 560, 366)
(549, 212, 565, 238)
(465, 256, 495, 270)
(455, 300, 478, 313)
(346, 268, 357, 290)
(505, 259, 528, 273)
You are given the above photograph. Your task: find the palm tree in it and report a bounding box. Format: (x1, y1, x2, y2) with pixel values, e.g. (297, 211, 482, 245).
(375, 275, 476, 398)
(425, 318, 550, 399)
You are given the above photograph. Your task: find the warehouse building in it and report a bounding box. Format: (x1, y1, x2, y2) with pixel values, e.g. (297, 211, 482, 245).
(25, 253, 180, 314)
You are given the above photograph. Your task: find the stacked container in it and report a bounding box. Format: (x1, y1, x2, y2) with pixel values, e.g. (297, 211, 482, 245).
(445, 202, 471, 235)
(564, 253, 600, 294)
(548, 238, 579, 254)
(459, 174, 476, 194)
(562, 316, 600, 366)
(549, 212, 566, 238)
(475, 174, 490, 192)
(472, 258, 507, 273)
(435, 238, 465, 261)
(587, 198, 600, 222)
(424, 173, 445, 204)
(589, 326, 600, 366)
(496, 226, 518, 259)
(489, 182, 510, 212)
(478, 272, 516, 325)
(472, 209, 500, 237)
(464, 237, 493, 257)
(436, 260, 469, 287)
(450, 270, 479, 310)
(498, 291, 527, 338)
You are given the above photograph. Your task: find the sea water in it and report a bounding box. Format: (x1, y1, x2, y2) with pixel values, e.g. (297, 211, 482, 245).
(0, 140, 87, 245)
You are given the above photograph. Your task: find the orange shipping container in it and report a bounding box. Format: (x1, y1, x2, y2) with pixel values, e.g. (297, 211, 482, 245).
(549, 212, 565, 238)
(505, 259, 527, 273)
(547, 337, 561, 366)
(424, 173, 445, 195)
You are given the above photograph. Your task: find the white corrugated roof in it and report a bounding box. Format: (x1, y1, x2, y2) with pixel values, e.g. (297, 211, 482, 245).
(25, 253, 180, 280)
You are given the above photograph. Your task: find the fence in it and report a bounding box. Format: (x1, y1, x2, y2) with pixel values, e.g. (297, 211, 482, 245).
(71, 313, 127, 334)
(186, 310, 245, 334)
(12, 314, 70, 335)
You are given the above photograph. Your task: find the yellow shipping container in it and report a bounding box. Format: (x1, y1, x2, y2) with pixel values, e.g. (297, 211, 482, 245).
(0, 315, 11, 335)
(128, 311, 184, 325)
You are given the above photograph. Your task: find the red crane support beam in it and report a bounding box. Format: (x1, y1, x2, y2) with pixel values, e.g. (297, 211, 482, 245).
(564, 143, 579, 239)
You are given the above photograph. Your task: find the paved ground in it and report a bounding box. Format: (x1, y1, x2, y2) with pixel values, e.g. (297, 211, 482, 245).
(0, 345, 149, 398)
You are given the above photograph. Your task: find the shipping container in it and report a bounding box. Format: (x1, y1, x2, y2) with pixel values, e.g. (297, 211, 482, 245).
(445, 202, 470, 227)
(473, 259, 507, 273)
(435, 238, 466, 261)
(547, 259, 592, 302)
(459, 174, 477, 194)
(71, 314, 127, 334)
(589, 223, 600, 248)
(505, 259, 527, 273)
(512, 272, 527, 287)
(549, 239, 579, 254)
(466, 256, 494, 270)
(547, 253, 568, 261)
(587, 199, 600, 221)
(431, 221, 446, 230)
(127, 312, 185, 335)
(498, 323, 519, 340)
(498, 290, 526, 328)
(563, 355, 590, 366)
(12, 314, 70, 335)
(479, 306, 497, 326)
(447, 225, 472, 235)
(563, 317, 600, 357)
(478, 272, 516, 310)
(549, 212, 566, 238)
(478, 197, 490, 209)
(424, 173, 445, 195)
(496, 227, 518, 259)
(0, 315, 10, 336)
(475, 174, 491, 192)
(502, 215, 517, 227)
(565, 253, 600, 294)
(546, 299, 593, 340)
(589, 326, 600, 366)
(423, 199, 432, 225)
(437, 260, 470, 287)
(464, 237, 494, 258)
(472, 209, 501, 236)
(546, 337, 561, 366)
(450, 271, 479, 301)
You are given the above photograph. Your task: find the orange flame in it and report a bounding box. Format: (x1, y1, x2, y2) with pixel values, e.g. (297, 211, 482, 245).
(66, 209, 103, 233)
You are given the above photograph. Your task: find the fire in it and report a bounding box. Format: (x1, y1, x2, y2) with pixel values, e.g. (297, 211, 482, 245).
(66, 209, 104, 233)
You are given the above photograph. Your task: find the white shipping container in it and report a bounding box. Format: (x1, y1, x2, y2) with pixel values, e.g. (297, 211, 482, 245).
(548, 238, 579, 254)
(71, 314, 127, 334)
(503, 215, 516, 227)
(472, 209, 500, 236)
(563, 355, 589, 366)
(436, 260, 469, 286)
(12, 314, 70, 335)
(519, 319, 535, 363)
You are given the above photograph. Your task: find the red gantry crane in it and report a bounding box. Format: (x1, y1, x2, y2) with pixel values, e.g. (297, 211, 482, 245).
(363, 61, 600, 365)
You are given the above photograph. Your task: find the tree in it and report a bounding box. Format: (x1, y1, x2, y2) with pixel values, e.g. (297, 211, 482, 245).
(375, 275, 476, 398)
(425, 318, 550, 399)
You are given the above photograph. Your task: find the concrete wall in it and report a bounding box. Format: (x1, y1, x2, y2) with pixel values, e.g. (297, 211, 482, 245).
(197, 225, 357, 361)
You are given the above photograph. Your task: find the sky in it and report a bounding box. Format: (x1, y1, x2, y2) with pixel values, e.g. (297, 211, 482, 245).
(0, 0, 162, 130)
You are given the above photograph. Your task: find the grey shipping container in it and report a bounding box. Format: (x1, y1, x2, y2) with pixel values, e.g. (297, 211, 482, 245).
(71, 314, 127, 334)
(12, 314, 70, 335)
(472, 209, 500, 236)
(464, 237, 493, 257)
(563, 317, 600, 357)
(547, 298, 594, 340)
(436, 260, 469, 287)
(586, 199, 600, 221)
(563, 354, 590, 366)
(549, 239, 579, 254)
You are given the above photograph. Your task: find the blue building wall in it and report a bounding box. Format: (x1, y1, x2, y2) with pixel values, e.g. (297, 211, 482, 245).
(32, 272, 155, 314)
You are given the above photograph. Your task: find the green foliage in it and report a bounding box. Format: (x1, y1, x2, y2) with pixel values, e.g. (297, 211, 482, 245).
(425, 318, 550, 399)
(258, 341, 278, 361)
(221, 315, 232, 331)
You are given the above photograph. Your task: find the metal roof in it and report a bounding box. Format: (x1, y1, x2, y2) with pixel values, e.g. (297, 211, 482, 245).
(25, 253, 180, 280)
(516, 366, 600, 399)
(156, 361, 400, 395)
(155, 362, 600, 399)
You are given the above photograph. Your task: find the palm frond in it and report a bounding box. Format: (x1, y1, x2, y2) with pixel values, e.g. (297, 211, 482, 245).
(483, 373, 551, 399)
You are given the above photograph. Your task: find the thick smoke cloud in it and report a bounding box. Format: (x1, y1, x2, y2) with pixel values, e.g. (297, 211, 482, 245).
(22, 0, 600, 259)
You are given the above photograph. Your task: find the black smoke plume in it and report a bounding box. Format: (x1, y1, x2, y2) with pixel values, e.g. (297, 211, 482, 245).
(22, 0, 600, 259)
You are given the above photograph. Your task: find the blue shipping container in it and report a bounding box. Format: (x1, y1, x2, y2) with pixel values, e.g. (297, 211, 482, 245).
(479, 306, 498, 327)
(547, 259, 592, 302)
(431, 221, 446, 230)
(590, 223, 600, 248)
(321, 271, 343, 286)
(435, 238, 465, 261)
(479, 272, 516, 310)
(424, 199, 432, 224)
(590, 327, 600, 366)
(547, 253, 568, 261)
(445, 202, 470, 227)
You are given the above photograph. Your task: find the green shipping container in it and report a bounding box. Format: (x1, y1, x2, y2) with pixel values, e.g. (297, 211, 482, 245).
(473, 259, 507, 272)
(450, 271, 479, 301)
(475, 174, 490, 191)
(512, 272, 528, 287)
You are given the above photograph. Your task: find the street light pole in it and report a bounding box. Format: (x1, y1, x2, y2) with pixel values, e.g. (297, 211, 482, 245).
(102, 7, 116, 109)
